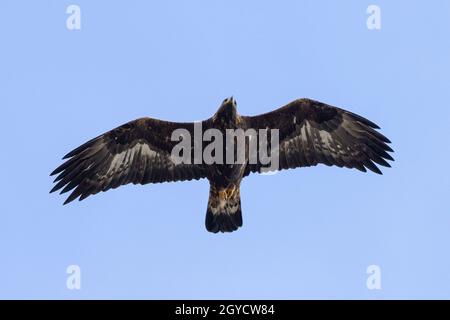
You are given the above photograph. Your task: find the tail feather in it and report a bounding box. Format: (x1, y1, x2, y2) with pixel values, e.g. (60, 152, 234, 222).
(206, 184, 243, 233)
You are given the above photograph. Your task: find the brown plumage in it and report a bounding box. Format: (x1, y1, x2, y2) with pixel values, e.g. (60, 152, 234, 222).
(50, 97, 394, 233)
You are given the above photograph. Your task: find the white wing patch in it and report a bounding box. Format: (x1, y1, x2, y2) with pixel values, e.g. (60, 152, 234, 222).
(106, 142, 158, 177)
(283, 118, 351, 160)
(319, 130, 333, 149)
(140, 143, 158, 158)
(300, 120, 308, 143)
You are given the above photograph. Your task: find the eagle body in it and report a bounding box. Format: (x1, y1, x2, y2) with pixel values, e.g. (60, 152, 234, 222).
(204, 98, 246, 232)
(50, 97, 393, 233)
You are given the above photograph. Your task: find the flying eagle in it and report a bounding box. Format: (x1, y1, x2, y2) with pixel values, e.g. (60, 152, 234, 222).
(50, 97, 393, 233)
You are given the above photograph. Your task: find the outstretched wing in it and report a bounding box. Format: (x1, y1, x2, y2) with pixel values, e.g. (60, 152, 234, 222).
(243, 98, 394, 174)
(50, 118, 207, 204)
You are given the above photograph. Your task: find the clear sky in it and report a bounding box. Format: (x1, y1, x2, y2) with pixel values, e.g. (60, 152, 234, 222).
(1, 0, 450, 299)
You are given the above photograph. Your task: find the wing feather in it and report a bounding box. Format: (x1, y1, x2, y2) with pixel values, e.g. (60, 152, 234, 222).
(243, 98, 394, 175)
(50, 117, 208, 204)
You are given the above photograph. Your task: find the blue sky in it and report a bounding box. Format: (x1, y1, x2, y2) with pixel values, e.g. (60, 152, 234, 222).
(1, 0, 450, 299)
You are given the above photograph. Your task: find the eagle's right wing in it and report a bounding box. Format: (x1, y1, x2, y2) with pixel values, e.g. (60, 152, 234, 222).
(50, 117, 208, 204)
(242, 98, 394, 174)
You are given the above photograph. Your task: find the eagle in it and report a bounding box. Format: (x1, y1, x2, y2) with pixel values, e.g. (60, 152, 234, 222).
(50, 97, 393, 233)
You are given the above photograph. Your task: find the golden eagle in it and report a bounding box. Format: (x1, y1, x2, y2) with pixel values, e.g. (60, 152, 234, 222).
(50, 97, 393, 233)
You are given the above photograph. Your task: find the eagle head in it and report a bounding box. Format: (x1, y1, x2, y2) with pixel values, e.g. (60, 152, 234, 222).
(215, 97, 237, 123)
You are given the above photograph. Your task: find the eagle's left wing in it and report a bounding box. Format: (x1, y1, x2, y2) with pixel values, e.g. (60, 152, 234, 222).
(50, 117, 208, 204)
(242, 98, 394, 174)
